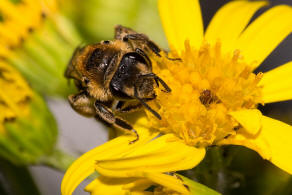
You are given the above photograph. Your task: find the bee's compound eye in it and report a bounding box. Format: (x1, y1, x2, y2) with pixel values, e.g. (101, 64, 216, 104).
(103, 40, 110, 44)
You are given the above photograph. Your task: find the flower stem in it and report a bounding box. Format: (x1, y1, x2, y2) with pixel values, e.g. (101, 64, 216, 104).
(0, 158, 41, 195)
(39, 148, 75, 172)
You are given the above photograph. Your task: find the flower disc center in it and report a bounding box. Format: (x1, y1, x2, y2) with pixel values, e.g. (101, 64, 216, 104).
(146, 41, 263, 147)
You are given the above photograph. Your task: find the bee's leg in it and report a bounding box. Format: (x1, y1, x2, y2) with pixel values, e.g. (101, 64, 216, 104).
(115, 95, 157, 114)
(122, 33, 162, 57)
(135, 48, 152, 66)
(139, 73, 171, 93)
(166, 57, 182, 61)
(115, 25, 176, 60)
(153, 75, 171, 93)
(165, 53, 182, 62)
(164, 172, 190, 191)
(114, 25, 138, 40)
(68, 91, 96, 116)
(115, 101, 125, 110)
(115, 101, 143, 113)
(134, 86, 161, 120)
(136, 47, 181, 67)
(94, 101, 139, 144)
(145, 39, 161, 57)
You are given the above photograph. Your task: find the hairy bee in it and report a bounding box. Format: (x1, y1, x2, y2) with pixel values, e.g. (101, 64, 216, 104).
(65, 25, 173, 143)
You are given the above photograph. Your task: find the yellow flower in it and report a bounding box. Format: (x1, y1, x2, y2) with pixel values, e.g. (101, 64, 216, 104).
(0, 60, 32, 134)
(62, 0, 292, 194)
(0, 0, 57, 52)
(0, 59, 58, 164)
(0, 0, 81, 96)
(154, 0, 292, 174)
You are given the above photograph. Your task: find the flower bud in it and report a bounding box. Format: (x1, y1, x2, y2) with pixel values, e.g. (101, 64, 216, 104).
(0, 61, 57, 165)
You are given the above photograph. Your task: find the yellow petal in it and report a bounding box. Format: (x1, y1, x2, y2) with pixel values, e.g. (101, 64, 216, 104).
(123, 178, 155, 192)
(219, 116, 292, 174)
(259, 61, 292, 103)
(229, 109, 262, 136)
(85, 174, 189, 195)
(84, 176, 151, 195)
(0, 46, 13, 58)
(85, 177, 131, 195)
(95, 134, 205, 177)
(61, 118, 158, 195)
(158, 0, 203, 51)
(235, 5, 292, 69)
(205, 1, 268, 53)
(146, 172, 190, 194)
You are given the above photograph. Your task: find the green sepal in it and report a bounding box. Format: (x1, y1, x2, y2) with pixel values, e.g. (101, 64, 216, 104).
(180, 174, 221, 195)
(0, 94, 58, 165)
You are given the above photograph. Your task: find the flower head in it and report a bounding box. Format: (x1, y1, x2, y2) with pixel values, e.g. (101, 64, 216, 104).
(0, 60, 32, 134)
(0, 0, 57, 52)
(0, 0, 81, 97)
(148, 41, 263, 147)
(0, 60, 58, 164)
(153, 0, 292, 174)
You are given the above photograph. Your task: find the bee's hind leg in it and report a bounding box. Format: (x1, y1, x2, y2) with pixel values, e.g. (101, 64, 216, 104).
(94, 101, 139, 144)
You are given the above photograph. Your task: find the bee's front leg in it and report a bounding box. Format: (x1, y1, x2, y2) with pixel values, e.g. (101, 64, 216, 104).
(94, 101, 139, 144)
(122, 33, 162, 58)
(115, 101, 143, 113)
(139, 73, 171, 93)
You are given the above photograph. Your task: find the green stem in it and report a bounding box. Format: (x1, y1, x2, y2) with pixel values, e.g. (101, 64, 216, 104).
(0, 158, 41, 195)
(39, 148, 75, 172)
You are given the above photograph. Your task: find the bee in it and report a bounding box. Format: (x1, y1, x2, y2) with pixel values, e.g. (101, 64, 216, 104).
(65, 25, 173, 143)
